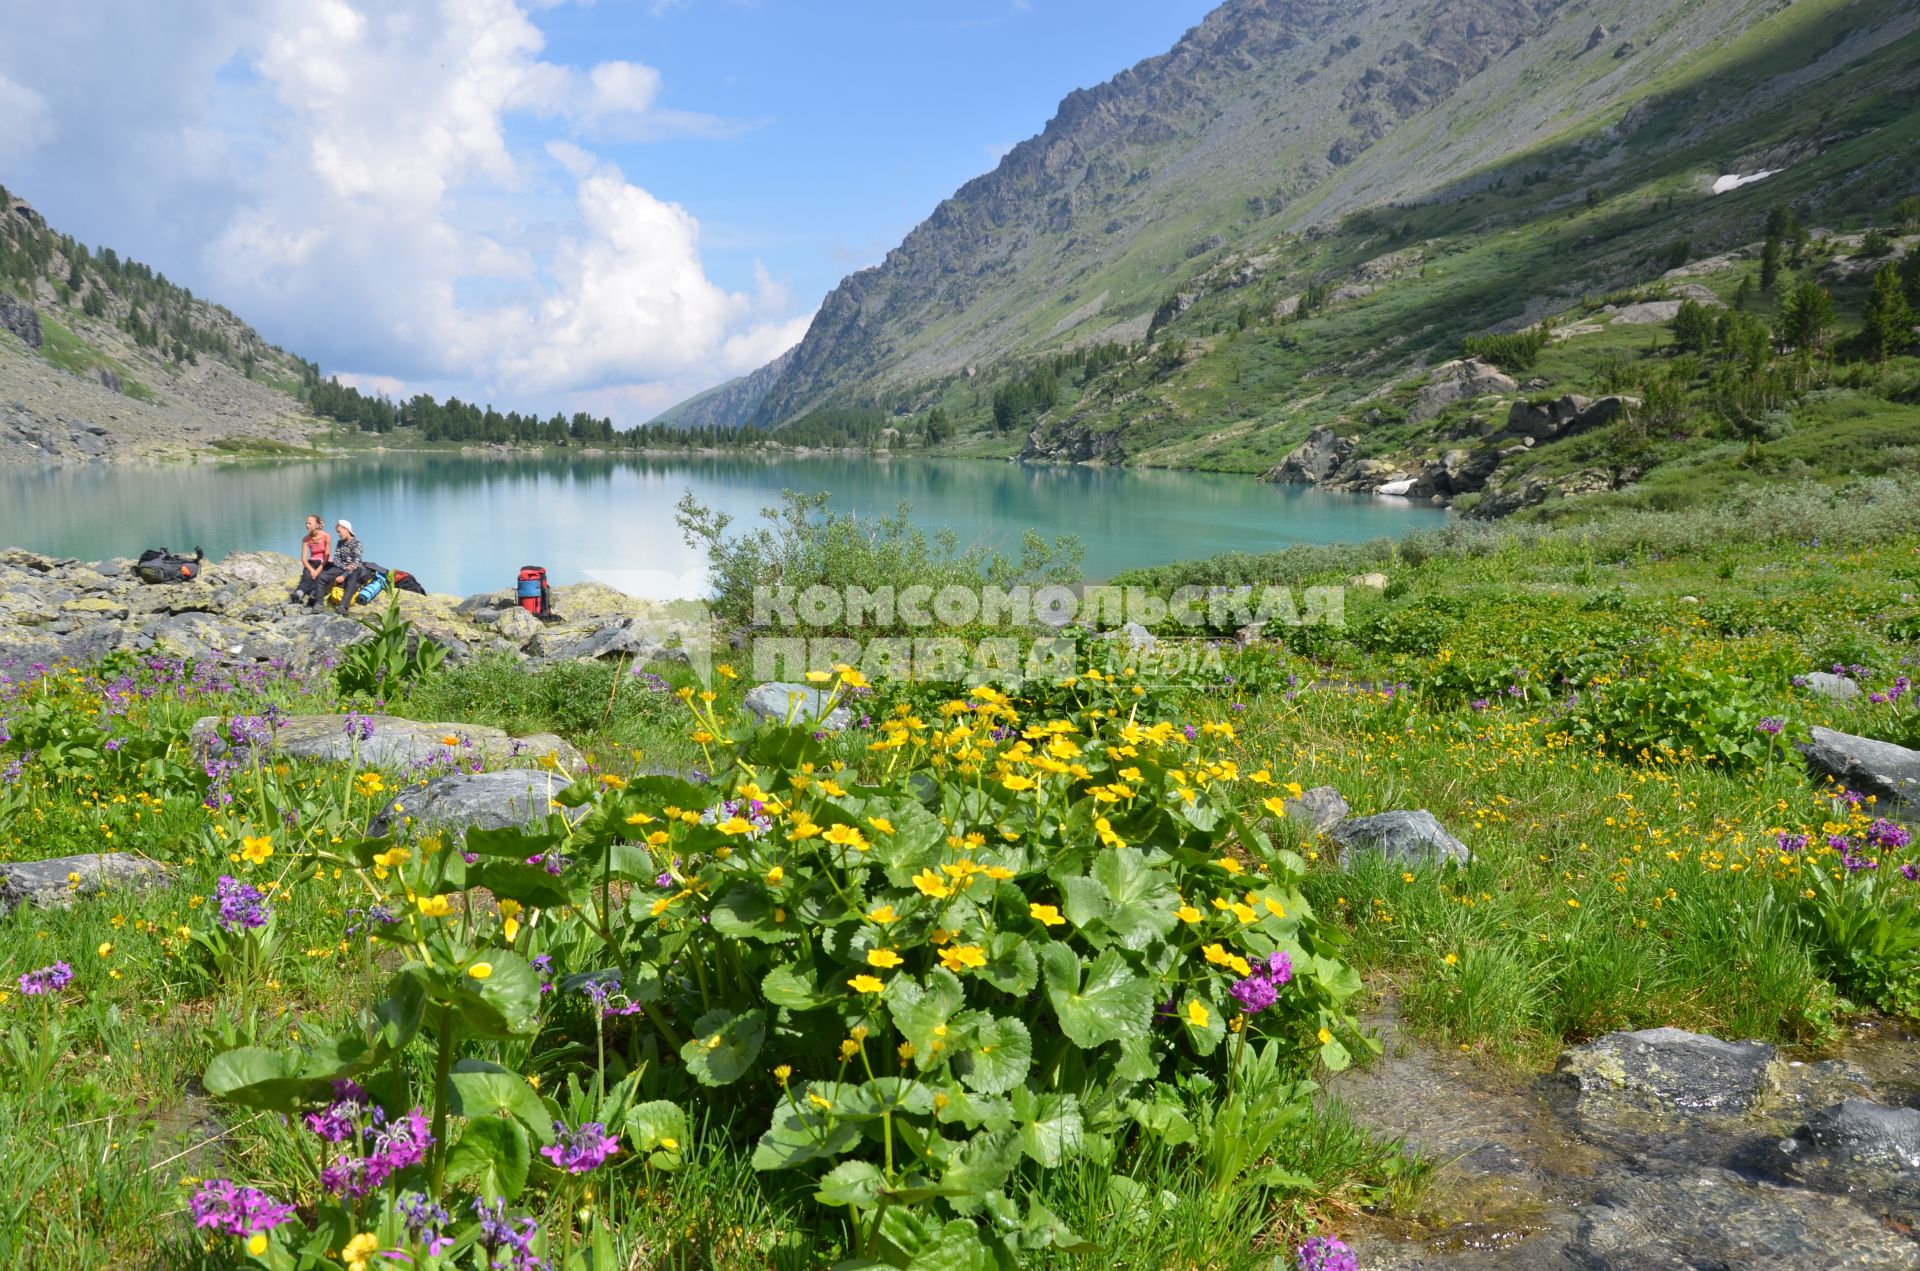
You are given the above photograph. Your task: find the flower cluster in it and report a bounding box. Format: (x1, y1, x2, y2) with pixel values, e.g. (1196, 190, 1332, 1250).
(1229, 950, 1294, 1015)
(190, 1178, 297, 1239)
(17, 960, 73, 996)
(540, 1119, 620, 1174)
(472, 1198, 545, 1270)
(1297, 1235, 1358, 1271)
(317, 1103, 434, 1197)
(214, 874, 272, 932)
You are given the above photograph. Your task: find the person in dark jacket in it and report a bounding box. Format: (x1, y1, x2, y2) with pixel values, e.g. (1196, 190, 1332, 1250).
(318, 519, 373, 615)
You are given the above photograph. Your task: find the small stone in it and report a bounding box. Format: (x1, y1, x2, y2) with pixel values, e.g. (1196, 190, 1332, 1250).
(1800, 1100, 1920, 1171)
(0, 853, 172, 917)
(743, 682, 853, 730)
(1283, 786, 1350, 834)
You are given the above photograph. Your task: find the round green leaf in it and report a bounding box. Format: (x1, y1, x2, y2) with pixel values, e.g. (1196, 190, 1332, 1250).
(680, 1008, 766, 1086)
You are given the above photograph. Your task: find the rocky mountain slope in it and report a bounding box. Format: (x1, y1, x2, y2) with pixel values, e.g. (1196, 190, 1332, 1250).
(724, 0, 1919, 453)
(0, 190, 319, 463)
(647, 349, 794, 431)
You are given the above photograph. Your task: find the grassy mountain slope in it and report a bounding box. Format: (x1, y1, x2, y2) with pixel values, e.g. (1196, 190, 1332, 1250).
(0, 189, 319, 461)
(740, 0, 1920, 480)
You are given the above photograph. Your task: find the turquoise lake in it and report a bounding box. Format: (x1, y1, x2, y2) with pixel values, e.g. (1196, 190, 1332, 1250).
(0, 454, 1444, 598)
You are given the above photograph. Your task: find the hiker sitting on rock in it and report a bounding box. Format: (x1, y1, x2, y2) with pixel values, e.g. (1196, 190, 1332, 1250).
(290, 513, 331, 607)
(318, 519, 372, 615)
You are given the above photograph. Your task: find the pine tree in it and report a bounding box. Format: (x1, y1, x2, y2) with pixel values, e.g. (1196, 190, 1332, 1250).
(1862, 263, 1915, 360)
(1760, 237, 1783, 292)
(1776, 281, 1835, 352)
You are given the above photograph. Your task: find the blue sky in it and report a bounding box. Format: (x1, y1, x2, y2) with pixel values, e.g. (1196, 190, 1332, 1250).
(0, 0, 1215, 421)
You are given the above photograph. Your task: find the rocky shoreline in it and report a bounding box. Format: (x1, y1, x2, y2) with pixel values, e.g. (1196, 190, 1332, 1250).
(0, 547, 703, 671)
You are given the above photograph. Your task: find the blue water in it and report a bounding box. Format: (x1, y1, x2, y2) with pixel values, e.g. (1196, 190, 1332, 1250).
(0, 453, 1443, 598)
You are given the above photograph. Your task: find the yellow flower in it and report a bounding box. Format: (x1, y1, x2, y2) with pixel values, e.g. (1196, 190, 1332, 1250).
(343, 1233, 381, 1271)
(1317, 1027, 1333, 1045)
(441, 734, 461, 745)
(836, 665, 870, 689)
(867, 948, 904, 969)
(1029, 903, 1065, 927)
(467, 962, 493, 980)
(355, 772, 386, 796)
(1261, 796, 1289, 818)
(999, 773, 1036, 792)
(98, 941, 113, 958)
(938, 945, 987, 973)
(241, 835, 274, 865)
(599, 773, 628, 789)
(247, 1233, 268, 1256)
(839, 1038, 861, 1060)
(764, 865, 785, 886)
(1185, 999, 1210, 1028)
(774, 1064, 792, 1085)
(717, 663, 738, 680)
(912, 868, 952, 899)
(866, 816, 895, 835)
(624, 810, 656, 826)
(804, 670, 832, 684)
(716, 816, 754, 836)
(1176, 904, 1203, 924)
(416, 894, 453, 918)
(1213, 856, 1244, 876)
(1444, 952, 1459, 966)
(897, 1041, 916, 1062)
(823, 824, 870, 851)
(659, 1136, 679, 1150)
(1566, 898, 1581, 909)
(848, 974, 886, 994)
(867, 904, 899, 925)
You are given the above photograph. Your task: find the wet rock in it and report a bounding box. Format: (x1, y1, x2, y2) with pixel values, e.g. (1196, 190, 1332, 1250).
(368, 768, 578, 838)
(1799, 1100, 1920, 1172)
(1800, 671, 1861, 700)
(189, 714, 580, 773)
(1282, 785, 1349, 833)
(1331, 809, 1469, 868)
(1553, 1027, 1782, 1116)
(0, 852, 172, 917)
(1800, 727, 1920, 821)
(744, 681, 853, 730)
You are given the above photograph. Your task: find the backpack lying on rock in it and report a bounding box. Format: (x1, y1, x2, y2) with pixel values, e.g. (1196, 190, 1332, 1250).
(134, 547, 204, 585)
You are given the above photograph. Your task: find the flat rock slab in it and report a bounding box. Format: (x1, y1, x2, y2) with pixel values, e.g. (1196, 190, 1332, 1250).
(1800, 670, 1861, 700)
(1800, 727, 1920, 821)
(369, 769, 578, 838)
(1553, 1027, 1781, 1117)
(1330, 809, 1469, 868)
(0, 852, 172, 917)
(190, 714, 581, 773)
(743, 682, 852, 730)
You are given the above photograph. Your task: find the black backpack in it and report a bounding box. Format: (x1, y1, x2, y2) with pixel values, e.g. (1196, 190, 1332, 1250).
(134, 546, 204, 585)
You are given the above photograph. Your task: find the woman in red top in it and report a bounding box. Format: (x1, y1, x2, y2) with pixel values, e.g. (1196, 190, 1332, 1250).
(291, 514, 332, 606)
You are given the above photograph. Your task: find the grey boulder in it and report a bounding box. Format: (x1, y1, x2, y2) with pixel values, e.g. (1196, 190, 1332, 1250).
(368, 769, 577, 838)
(1800, 727, 1920, 821)
(1553, 1027, 1782, 1117)
(191, 713, 581, 773)
(0, 852, 171, 917)
(1799, 671, 1860, 700)
(1282, 785, 1350, 834)
(1330, 809, 1469, 867)
(744, 681, 853, 730)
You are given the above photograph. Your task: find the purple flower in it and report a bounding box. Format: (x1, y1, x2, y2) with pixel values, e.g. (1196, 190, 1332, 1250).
(1230, 975, 1279, 1014)
(343, 712, 376, 742)
(1263, 950, 1293, 983)
(1864, 819, 1911, 851)
(398, 1192, 454, 1256)
(189, 1179, 297, 1238)
(1183, 725, 1199, 742)
(472, 1198, 545, 1270)
(304, 1080, 369, 1142)
(1297, 1235, 1357, 1271)
(17, 960, 74, 996)
(215, 875, 272, 932)
(1755, 717, 1783, 736)
(1776, 832, 1808, 854)
(1470, 698, 1489, 712)
(1901, 864, 1919, 882)
(226, 715, 272, 748)
(541, 1119, 620, 1174)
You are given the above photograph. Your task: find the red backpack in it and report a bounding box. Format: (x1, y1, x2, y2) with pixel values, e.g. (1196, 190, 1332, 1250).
(516, 566, 551, 618)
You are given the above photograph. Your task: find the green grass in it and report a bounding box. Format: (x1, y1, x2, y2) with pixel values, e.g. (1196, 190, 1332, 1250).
(208, 436, 323, 458)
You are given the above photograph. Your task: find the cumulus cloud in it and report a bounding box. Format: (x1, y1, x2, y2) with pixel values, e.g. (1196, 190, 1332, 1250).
(0, 74, 53, 167)
(0, 0, 802, 420)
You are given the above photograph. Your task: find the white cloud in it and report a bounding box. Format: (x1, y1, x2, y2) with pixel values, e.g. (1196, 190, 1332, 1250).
(0, 0, 799, 420)
(0, 73, 54, 167)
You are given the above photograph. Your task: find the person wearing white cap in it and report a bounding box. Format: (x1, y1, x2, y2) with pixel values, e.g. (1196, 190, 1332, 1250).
(317, 518, 372, 614)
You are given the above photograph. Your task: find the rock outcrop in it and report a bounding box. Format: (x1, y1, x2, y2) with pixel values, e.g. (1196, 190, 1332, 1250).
(1800, 727, 1920, 821)
(1553, 1027, 1783, 1117)
(1330, 809, 1470, 868)
(0, 292, 42, 350)
(743, 682, 854, 730)
(368, 768, 579, 838)
(0, 852, 171, 917)
(190, 713, 580, 773)
(1264, 426, 1356, 484)
(1407, 358, 1517, 425)
(0, 548, 703, 672)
